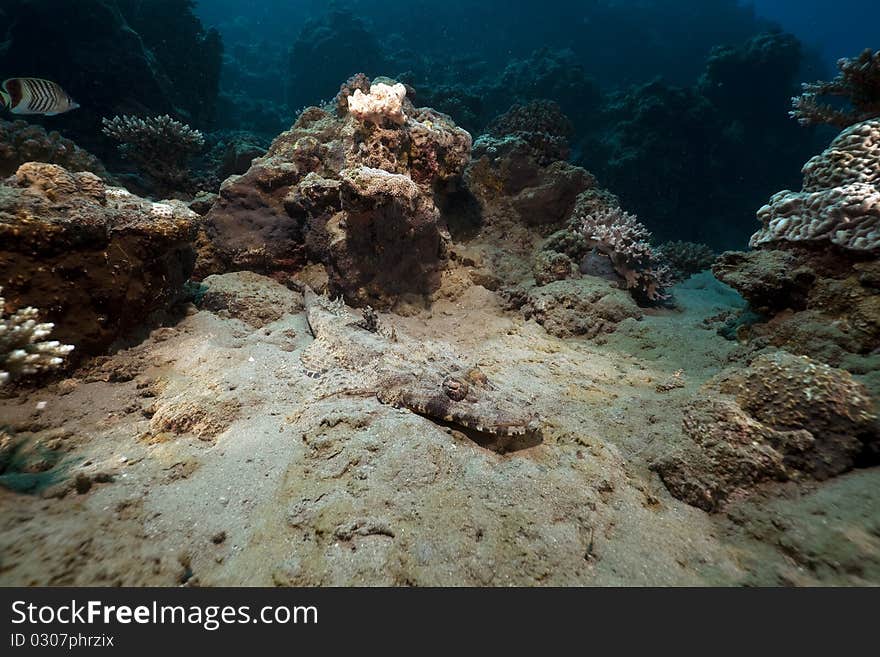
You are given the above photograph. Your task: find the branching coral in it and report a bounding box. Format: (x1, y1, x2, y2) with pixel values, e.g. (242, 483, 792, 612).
(101, 114, 205, 191)
(790, 49, 880, 128)
(656, 241, 716, 281)
(574, 198, 672, 301)
(1, 288, 73, 386)
(752, 118, 880, 252)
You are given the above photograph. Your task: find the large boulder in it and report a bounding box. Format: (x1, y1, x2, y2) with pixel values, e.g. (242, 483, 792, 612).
(202, 76, 472, 308)
(655, 351, 878, 512)
(0, 163, 199, 359)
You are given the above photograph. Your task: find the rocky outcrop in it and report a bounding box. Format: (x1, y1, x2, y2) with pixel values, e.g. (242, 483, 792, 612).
(0, 119, 108, 179)
(0, 163, 199, 360)
(655, 352, 878, 512)
(512, 278, 643, 339)
(715, 119, 880, 370)
(202, 76, 472, 308)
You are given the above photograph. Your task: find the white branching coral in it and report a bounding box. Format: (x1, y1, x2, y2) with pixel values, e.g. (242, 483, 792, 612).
(347, 82, 408, 126)
(574, 199, 673, 301)
(1, 288, 73, 386)
(101, 114, 205, 190)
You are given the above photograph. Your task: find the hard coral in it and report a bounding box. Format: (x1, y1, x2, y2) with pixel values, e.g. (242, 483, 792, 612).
(791, 49, 880, 128)
(102, 115, 205, 193)
(751, 119, 880, 252)
(347, 82, 408, 127)
(574, 200, 672, 301)
(0, 287, 73, 386)
(656, 241, 716, 282)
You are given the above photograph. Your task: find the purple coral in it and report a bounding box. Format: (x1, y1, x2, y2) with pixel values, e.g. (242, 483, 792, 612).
(790, 49, 880, 128)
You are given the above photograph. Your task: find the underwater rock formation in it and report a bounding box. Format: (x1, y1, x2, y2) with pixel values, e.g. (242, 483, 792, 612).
(487, 99, 574, 164)
(715, 118, 880, 369)
(751, 119, 880, 252)
(655, 352, 878, 512)
(791, 48, 880, 128)
(516, 278, 643, 339)
(0, 287, 74, 386)
(203, 75, 472, 307)
(0, 163, 199, 360)
(466, 135, 595, 230)
(0, 119, 108, 180)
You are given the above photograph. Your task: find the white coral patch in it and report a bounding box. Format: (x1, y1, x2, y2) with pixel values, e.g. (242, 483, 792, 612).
(347, 82, 408, 126)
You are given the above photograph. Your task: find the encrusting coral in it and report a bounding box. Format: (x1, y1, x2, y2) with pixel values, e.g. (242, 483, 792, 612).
(575, 201, 673, 301)
(0, 287, 73, 386)
(790, 48, 880, 128)
(101, 115, 205, 192)
(751, 118, 880, 252)
(0, 119, 108, 179)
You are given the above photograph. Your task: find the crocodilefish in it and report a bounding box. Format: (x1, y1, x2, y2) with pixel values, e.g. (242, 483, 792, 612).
(0, 78, 80, 116)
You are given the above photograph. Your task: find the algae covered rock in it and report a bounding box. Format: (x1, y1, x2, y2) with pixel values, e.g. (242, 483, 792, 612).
(655, 351, 878, 512)
(519, 277, 643, 339)
(0, 163, 199, 360)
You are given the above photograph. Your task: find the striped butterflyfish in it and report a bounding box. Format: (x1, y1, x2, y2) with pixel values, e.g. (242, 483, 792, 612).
(0, 78, 80, 116)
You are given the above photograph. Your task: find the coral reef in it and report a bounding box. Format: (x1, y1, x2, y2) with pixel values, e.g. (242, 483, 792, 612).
(102, 115, 205, 194)
(466, 135, 595, 229)
(715, 117, 880, 371)
(656, 241, 716, 282)
(0, 163, 199, 359)
(0, 0, 222, 152)
(575, 203, 673, 302)
(791, 49, 880, 128)
(581, 33, 816, 248)
(751, 119, 880, 252)
(1, 287, 73, 386)
(203, 75, 471, 307)
(487, 99, 573, 164)
(0, 119, 108, 179)
(655, 352, 878, 512)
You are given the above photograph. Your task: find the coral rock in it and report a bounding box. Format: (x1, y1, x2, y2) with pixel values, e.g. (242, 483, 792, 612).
(0, 163, 199, 360)
(656, 352, 878, 512)
(518, 277, 643, 339)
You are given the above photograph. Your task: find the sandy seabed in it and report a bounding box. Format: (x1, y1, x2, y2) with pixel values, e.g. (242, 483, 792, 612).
(1, 270, 878, 587)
